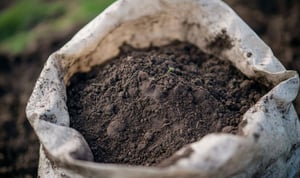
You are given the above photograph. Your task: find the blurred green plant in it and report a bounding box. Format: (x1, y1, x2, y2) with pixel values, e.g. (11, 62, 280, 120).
(0, 0, 115, 54)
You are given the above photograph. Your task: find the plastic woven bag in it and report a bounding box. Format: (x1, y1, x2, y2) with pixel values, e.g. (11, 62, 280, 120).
(26, 0, 300, 177)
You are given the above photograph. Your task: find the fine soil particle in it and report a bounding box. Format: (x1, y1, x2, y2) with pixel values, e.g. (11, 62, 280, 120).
(206, 29, 234, 53)
(67, 42, 268, 166)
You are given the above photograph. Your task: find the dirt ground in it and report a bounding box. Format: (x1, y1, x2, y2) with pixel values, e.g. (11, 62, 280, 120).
(0, 0, 299, 177)
(0, 30, 79, 177)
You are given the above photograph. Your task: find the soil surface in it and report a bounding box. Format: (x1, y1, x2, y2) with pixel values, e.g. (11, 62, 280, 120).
(67, 42, 267, 166)
(0, 30, 78, 177)
(0, 0, 299, 177)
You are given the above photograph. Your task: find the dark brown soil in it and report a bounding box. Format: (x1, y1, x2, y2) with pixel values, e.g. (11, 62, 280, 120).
(0, 52, 41, 178)
(0, 0, 299, 177)
(67, 42, 267, 166)
(0, 30, 78, 178)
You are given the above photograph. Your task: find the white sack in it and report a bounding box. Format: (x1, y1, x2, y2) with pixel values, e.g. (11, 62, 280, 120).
(26, 0, 300, 177)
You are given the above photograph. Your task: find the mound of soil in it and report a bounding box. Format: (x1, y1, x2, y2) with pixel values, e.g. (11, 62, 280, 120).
(67, 42, 267, 166)
(0, 0, 299, 177)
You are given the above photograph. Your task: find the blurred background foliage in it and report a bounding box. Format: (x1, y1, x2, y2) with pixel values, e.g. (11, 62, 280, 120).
(0, 0, 115, 55)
